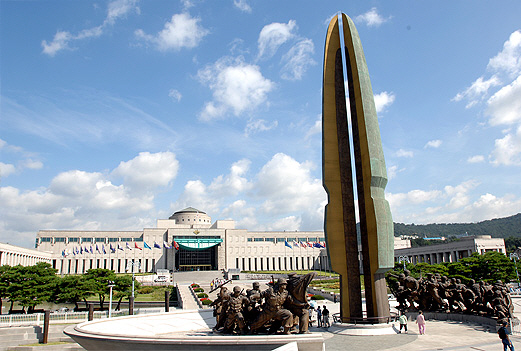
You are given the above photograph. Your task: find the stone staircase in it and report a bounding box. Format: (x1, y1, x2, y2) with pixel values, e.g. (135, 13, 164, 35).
(177, 284, 200, 310)
(0, 324, 83, 351)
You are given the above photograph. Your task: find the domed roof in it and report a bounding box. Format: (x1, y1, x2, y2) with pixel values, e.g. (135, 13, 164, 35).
(169, 207, 206, 219)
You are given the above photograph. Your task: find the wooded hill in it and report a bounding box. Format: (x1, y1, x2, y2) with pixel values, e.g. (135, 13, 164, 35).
(393, 213, 521, 238)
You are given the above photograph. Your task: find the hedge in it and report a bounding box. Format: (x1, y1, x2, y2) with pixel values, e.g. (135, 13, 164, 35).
(193, 287, 204, 292)
(202, 299, 213, 305)
(311, 294, 325, 300)
(197, 293, 208, 298)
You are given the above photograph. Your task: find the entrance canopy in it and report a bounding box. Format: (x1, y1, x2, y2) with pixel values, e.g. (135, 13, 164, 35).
(175, 237, 223, 251)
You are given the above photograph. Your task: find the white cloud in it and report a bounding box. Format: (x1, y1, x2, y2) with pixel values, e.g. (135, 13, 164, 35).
(424, 139, 442, 148)
(268, 216, 302, 231)
(355, 8, 389, 27)
(396, 149, 413, 158)
(256, 153, 325, 215)
(488, 30, 521, 77)
(0, 162, 16, 178)
(486, 75, 521, 126)
(280, 39, 316, 80)
(490, 125, 521, 166)
(208, 159, 252, 196)
(135, 12, 208, 51)
(452, 75, 501, 108)
(19, 159, 43, 170)
(244, 119, 278, 136)
(257, 20, 297, 59)
(373, 91, 395, 114)
(198, 57, 274, 120)
(168, 89, 182, 102)
(467, 155, 485, 163)
(111, 151, 179, 192)
(305, 117, 321, 139)
(233, 0, 252, 13)
(387, 165, 405, 180)
(42, 0, 139, 56)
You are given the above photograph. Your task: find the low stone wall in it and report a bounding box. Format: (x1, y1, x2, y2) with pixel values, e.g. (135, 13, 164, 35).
(189, 285, 205, 309)
(307, 287, 338, 302)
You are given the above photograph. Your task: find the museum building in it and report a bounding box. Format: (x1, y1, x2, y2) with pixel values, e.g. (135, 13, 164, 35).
(35, 207, 328, 275)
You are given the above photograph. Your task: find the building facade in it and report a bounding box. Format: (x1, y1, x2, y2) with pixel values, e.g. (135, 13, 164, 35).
(0, 242, 52, 267)
(35, 207, 328, 275)
(394, 235, 506, 264)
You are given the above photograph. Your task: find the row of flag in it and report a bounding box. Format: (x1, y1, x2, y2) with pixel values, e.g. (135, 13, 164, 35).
(284, 240, 326, 249)
(62, 240, 180, 257)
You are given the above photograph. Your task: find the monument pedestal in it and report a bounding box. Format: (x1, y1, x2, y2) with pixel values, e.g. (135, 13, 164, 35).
(64, 310, 325, 351)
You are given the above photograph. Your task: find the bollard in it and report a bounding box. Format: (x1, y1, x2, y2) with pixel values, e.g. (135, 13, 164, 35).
(165, 290, 170, 312)
(43, 310, 50, 344)
(88, 304, 94, 321)
(129, 296, 134, 315)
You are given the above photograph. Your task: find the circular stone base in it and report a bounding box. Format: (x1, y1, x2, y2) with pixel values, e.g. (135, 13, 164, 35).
(64, 309, 325, 351)
(330, 322, 397, 336)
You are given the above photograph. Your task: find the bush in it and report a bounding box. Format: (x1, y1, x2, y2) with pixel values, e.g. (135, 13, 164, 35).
(191, 283, 200, 288)
(197, 293, 208, 298)
(193, 287, 204, 292)
(201, 299, 213, 305)
(311, 294, 325, 300)
(137, 286, 154, 294)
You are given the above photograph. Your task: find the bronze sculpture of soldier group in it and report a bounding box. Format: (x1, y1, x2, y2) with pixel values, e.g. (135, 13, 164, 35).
(210, 273, 314, 335)
(388, 270, 514, 323)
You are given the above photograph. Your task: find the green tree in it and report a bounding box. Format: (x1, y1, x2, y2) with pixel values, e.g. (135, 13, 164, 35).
(8, 263, 58, 313)
(83, 269, 116, 309)
(0, 265, 13, 313)
(113, 275, 136, 310)
(53, 274, 93, 310)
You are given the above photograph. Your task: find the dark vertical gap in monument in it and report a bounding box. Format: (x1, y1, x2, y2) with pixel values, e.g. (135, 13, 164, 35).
(344, 44, 375, 319)
(334, 48, 363, 319)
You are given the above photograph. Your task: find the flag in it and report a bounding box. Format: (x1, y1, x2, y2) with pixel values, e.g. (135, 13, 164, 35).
(118, 243, 124, 251)
(154, 241, 161, 249)
(293, 240, 299, 247)
(173, 240, 179, 250)
(96, 244, 100, 253)
(80, 246, 83, 254)
(163, 241, 172, 249)
(144, 242, 151, 250)
(300, 241, 307, 248)
(307, 242, 313, 247)
(102, 245, 107, 254)
(313, 242, 323, 249)
(320, 241, 326, 248)
(134, 242, 142, 250)
(284, 240, 292, 249)
(110, 243, 116, 253)
(126, 242, 132, 250)
(72, 248, 76, 256)
(61, 250, 66, 257)
(89, 246, 94, 254)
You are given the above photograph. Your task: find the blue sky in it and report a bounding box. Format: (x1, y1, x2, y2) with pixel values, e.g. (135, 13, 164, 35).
(1, 1, 521, 248)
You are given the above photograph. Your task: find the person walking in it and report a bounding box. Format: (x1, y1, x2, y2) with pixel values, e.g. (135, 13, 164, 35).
(398, 313, 408, 334)
(322, 305, 330, 328)
(416, 311, 426, 335)
(498, 321, 515, 351)
(316, 306, 322, 328)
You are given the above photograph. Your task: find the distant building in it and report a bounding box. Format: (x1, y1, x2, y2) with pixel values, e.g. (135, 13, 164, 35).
(0, 242, 52, 267)
(394, 235, 506, 264)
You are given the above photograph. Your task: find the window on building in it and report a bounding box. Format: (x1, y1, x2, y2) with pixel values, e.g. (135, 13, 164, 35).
(247, 238, 253, 242)
(55, 237, 66, 242)
(95, 238, 105, 243)
(134, 237, 143, 242)
(254, 238, 264, 242)
(265, 238, 275, 242)
(121, 238, 132, 242)
(41, 237, 52, 242)
(82, 238, 92, 243)
(68, 237, 79, 243)
(108, 238, 119, 242)
(276, 238, 286, 243)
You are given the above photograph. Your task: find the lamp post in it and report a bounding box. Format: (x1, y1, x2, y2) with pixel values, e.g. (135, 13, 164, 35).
(126, 260, 141, 298)
(398, 255, 410, 271)
(107, 280, 115, 318)
(510, 253, 520, 288)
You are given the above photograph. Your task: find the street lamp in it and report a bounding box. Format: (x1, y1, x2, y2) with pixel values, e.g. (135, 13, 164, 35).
(398, 255, 410, 271)
(107, 280, 115, 318)
(510, 253, 520, 288)
(126, 260, 141, 298)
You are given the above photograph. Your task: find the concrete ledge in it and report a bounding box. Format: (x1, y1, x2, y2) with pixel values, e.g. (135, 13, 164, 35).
(64, 309, 325, 351)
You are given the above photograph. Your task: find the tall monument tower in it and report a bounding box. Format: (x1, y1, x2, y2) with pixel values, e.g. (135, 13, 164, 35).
(322, 13, 394, 322)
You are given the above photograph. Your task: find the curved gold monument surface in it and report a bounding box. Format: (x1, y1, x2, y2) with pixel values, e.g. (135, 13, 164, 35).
(322, 13, 394, 323)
